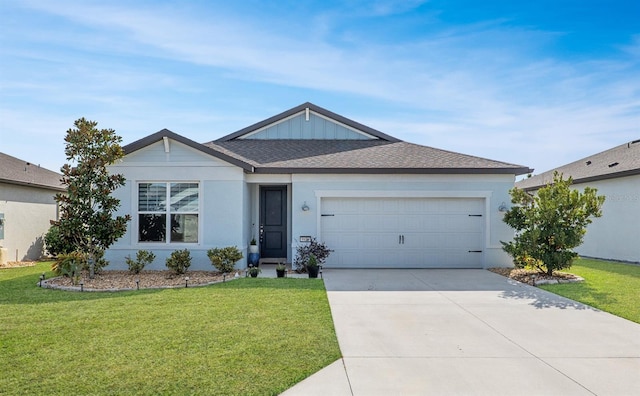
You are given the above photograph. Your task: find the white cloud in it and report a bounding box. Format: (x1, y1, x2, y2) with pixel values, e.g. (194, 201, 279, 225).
(4, 0, 639, 174)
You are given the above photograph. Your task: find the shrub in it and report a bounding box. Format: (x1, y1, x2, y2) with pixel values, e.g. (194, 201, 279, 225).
(165, 249, 191, 275)
(207, 246, 243, 273)
(294, 238, 332, 272)
(52, 251, 87, 285)
(44, 224, 74, 257)
(126, 250, 156, 274)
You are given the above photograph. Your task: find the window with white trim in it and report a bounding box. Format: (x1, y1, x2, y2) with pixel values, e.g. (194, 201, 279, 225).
(138, 182, 199, 243)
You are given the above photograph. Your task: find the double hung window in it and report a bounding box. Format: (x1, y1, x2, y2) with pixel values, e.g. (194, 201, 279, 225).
(138, 182, 199, 243)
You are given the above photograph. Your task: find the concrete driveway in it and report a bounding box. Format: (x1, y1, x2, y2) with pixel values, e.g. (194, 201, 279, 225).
(282, 269, 640, 396)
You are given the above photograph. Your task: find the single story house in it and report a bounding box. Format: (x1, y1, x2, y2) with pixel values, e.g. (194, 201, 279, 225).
(105, 102, 532, 270)
(0, 152, 64, 264)
(517, 140, 640, 263)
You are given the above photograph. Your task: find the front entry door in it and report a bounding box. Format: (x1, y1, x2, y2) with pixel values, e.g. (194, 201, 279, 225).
(259, 186, 287, 258)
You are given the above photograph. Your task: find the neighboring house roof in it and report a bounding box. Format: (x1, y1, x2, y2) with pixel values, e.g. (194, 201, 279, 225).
(124, 103, 533, 175)
(0, 152, 64, 191)
(517, 140, 640, 191)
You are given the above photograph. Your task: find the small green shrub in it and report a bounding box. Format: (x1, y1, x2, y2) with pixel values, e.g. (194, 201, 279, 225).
(294, 238, 332, 272)
(126, 250, 156, 274)
(44, 224, 74, 256)
(52, 251, 87, 285)
(207, 246, 243, 273)
(166, 249, 191, 275)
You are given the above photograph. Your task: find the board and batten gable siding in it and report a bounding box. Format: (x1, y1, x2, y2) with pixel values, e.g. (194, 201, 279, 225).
(271, 173, 516, 268)
(105, 138, 247, 271)
(240, 112, 375, 140)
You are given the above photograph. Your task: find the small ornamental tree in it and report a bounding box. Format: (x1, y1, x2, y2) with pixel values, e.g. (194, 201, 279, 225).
(501, 171, 605, 275)
(51, 118, 131, 278)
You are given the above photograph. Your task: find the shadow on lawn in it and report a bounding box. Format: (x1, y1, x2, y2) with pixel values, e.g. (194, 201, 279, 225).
(579, 259, 640, 279)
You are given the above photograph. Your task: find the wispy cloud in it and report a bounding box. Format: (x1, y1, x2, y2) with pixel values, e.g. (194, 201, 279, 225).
(3, 0, 639, 173)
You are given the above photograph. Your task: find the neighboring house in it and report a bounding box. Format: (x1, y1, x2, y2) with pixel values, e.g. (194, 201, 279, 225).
(517, 140, 640, 263)
(0, 153, 64, 264)
(106, 102, 532, 270)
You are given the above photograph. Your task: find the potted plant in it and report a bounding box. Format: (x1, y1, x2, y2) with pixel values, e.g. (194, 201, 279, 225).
(307, 254, 320, 278)
(249, 237, 259, 254)
(276, 263, 286, 278)
(294, 238, 332, 273)
(247, 265, 261, 278)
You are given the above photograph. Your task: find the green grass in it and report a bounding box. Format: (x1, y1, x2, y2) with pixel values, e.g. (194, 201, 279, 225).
(0, 263, 341, 395)
(539, 258, 640, 324)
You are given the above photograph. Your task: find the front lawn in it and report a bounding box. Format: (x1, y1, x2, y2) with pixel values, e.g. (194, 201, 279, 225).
(0, 263, 341, 395)
(538, 258, 640, 324)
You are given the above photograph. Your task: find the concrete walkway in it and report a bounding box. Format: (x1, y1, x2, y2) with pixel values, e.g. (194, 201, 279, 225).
(282, 269, 640, 396)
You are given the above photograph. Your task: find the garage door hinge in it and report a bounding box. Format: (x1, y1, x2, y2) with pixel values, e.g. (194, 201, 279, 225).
(468, 250, 482, 253)
(468, 214, 482, 217)
(321, 214, 335, 217)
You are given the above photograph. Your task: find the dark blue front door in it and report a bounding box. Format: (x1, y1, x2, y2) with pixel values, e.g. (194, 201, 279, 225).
(259, 186, 287, 258)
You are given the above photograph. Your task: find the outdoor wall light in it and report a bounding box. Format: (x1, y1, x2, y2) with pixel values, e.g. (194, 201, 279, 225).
(301, 201, 310, 211)
(498, 202, 508, 212)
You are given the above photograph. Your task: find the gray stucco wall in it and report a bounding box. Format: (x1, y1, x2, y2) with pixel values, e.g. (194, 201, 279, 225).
(0, 182, 58, 262)
(576, 175, 640, 263)
(105, 139, 247, 271)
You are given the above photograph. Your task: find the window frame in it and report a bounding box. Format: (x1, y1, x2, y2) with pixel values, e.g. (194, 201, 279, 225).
(136, 181, 200, 244)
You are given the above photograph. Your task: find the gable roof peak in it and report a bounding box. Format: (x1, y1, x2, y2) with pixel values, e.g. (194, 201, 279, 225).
(215, 102, 401, 143)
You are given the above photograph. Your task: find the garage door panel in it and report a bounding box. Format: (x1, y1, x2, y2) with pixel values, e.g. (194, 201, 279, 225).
(321, 197, 484, 269)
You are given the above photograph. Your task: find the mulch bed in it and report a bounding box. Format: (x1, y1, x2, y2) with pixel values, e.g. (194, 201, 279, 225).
(45, 270, 230, 291)
(488, 267, 583, 286)
(0, 261, 37, 268)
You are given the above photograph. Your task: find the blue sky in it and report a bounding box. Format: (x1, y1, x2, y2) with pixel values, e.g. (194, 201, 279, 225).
(1, 0, 638, 175)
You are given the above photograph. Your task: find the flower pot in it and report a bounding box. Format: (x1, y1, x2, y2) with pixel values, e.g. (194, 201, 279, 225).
(307, 266, 319, 278)
(249, 245, 259, 254)
(250, 272, 259, 278)
(276, 269, 286, 278)
(248, 252, 260, 266)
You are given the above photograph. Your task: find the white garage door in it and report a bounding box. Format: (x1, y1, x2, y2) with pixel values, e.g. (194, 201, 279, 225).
(321, 197, 484, 268)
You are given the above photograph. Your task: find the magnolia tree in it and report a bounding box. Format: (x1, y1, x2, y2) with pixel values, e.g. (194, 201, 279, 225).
(501, 172, 605, 275)
(48, 118, 131, 278)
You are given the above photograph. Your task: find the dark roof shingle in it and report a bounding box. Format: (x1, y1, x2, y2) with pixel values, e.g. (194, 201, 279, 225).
(0, 152, 64, 191)
(206, 140, 532, 175)
(517, 140, 640, 190)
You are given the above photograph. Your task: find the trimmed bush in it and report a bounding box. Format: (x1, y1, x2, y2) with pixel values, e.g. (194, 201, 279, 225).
(207, 246, 243, 273)
(126, 250, 156, 274)
(165, 249, 191, 275)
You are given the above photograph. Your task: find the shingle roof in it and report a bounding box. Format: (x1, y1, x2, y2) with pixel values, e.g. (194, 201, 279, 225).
(123, 103, 533, 176)
(206, 139, 532, 175)
(0, 152, 64, 191)
(517, 140, 640, 190)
